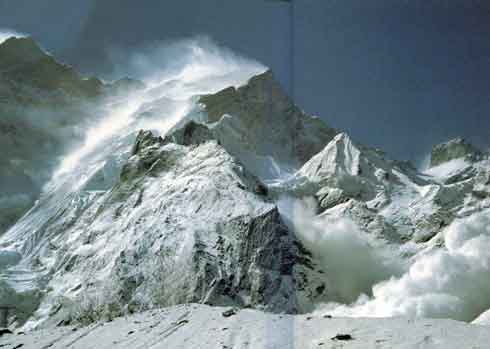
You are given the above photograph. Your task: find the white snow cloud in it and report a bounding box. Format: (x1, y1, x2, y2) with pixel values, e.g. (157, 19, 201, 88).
(326, 210, 490, 322)
(108, 35, 267, 100)
(50, 36, 266, 189)
(279, 197, 401, 303)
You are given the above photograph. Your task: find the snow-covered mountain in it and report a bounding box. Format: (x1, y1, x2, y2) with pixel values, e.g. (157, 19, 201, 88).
(1, 36, 490, 346)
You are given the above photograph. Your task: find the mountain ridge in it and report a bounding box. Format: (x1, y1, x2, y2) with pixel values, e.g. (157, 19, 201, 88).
(1, 36, 490, 338)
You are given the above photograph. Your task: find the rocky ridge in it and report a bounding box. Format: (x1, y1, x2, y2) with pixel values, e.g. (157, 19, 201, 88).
(430, 137, 483, 168)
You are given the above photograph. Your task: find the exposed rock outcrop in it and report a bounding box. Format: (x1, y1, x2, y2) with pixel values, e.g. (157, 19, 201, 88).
(0, 37, 109, 235)
(430, 137, 483, 168)
(200, 70, 337, 179)
(0, 37, 103, 101)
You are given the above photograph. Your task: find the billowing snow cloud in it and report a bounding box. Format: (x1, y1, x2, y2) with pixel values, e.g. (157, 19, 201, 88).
(326, 210, 490, 322)
(109, 35, 267, 100)
(52, 36, 266, 185)
(280, 195, 490, 322)
(279, 197, 402, 304)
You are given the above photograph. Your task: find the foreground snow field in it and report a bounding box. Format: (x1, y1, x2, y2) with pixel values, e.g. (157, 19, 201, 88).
(1, 304, 490, 349)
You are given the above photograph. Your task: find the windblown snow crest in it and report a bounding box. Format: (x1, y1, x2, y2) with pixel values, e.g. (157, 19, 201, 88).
(51, 36, 268, 187)
(0, 28, 26, 44)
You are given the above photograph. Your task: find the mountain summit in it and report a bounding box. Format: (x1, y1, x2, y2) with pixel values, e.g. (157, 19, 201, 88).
(200, 70, 337, 179)
(0, 37, 47, 68)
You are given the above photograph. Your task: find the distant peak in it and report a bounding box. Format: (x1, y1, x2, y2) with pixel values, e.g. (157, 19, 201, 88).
(0, 36, 47, 66)
(0, 36, 44, 54)
(332, 132, 353, 143)
(430, 137, 482, 167)
(242, 69, 281, 91)
(247, 69, 274, 83)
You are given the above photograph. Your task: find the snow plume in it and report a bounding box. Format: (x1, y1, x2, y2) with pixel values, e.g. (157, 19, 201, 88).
(416, 151, 432, 172)
(0, 28, 26, 44)
(50, 36, 266, 187)
(109, 36, 267, 100)
(279, 197, 401, 304)
(328, 210, 490, 322)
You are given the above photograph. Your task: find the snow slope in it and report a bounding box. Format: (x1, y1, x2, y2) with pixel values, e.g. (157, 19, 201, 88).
(1, 304, 490, 349)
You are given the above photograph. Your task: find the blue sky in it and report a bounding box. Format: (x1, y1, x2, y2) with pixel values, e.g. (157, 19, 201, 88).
(1, 0, 489, 161)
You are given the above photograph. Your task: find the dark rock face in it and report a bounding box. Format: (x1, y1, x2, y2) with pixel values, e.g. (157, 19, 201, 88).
(0, 37, 47, 69)
(199, 70, 337, 177)
(0, 118, 55, 235)
(430, 138, 483, 167)
(0, 328, 13, 337)
(162, 121, 215, 147)
(0, 37, 106, 236)
(191, 207, 299, 313)
(0, 37, 103, 101)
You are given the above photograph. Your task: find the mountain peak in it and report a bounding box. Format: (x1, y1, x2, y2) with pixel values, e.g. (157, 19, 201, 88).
(245, 68, 274, 85)
(298, 132, 362, 181)
(199, 69, 283, 124)
(198, 69, 337, 179)
(0, 36, 105, 99)
(430, 137, 482, 167)
(0, 36, 47, 68)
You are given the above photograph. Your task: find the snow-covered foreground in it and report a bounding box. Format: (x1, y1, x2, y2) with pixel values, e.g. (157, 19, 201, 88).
(1, 304, 490, 349)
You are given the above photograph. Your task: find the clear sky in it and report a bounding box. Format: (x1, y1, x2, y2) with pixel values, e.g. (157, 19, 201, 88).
(1, 0, 489, 162)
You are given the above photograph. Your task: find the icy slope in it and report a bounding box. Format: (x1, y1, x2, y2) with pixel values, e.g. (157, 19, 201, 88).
(1, 304, 490, 349)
